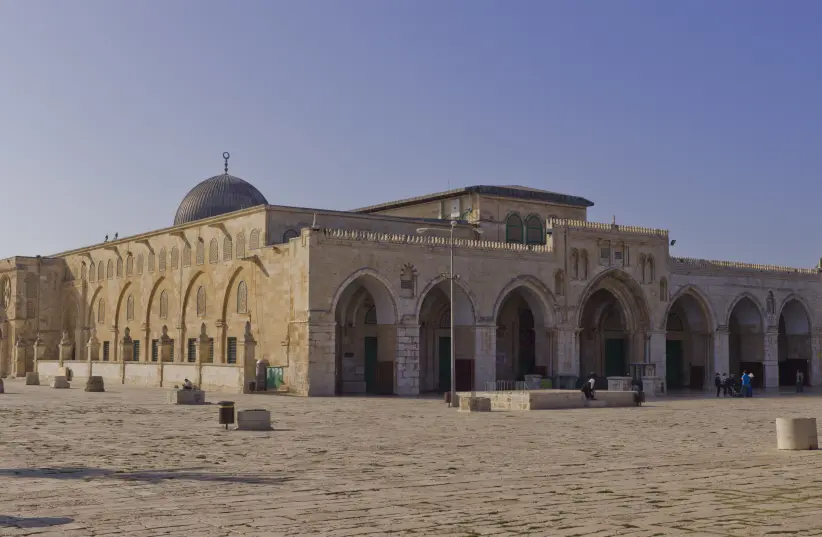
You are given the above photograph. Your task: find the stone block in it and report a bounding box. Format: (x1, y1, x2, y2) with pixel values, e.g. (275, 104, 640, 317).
(459, 396, 492, 412)
(50, 376, 70, 389)
(237, 409, 272, 431)
(607, 376, 633, 392)
(85, 376, 105, 392)
(58, 367, 74, 381)
(166, 389, 206, 405)
(776, 417, 819, 450)
(25, 372, 39, 386)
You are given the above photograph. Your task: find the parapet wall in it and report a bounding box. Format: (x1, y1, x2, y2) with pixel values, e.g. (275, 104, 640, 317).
(548, 218, 668, 238)
(670, 256, 819, 277)
(320, 228, 552, 253)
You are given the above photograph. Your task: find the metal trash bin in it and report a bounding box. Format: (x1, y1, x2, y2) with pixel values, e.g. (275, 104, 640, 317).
(218, 401, 235, 430)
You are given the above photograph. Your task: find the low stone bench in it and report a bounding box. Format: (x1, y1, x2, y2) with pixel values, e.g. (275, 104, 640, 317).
(167, 389, 206, 405)
(50, 376, 70, 389)
(25, 372, 39, 386)
(459, 396, 492, 412)
(85, 376, 105, 392)
(776, 417, 818, 450)
(237, 409, 272, 431)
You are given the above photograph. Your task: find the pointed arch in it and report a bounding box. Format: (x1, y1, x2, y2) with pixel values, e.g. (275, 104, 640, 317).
(575, 268, 651, 332)
(159, 290, 169, 319)
(237, 281, 248, 314)
(196, 240, 205, 265)
(97, 261, 104, 281)
(777, 293, 815, 332)
(209, 238, 219, 264)
(97, 297, 106, 324)
(183, 244, 192, 268)
(86, 286, 104, 327)
(413, 273, 478, 325)
(144, 277, 167, 327)
(223, 235, 233, 261)
(126, 254, 134, 277)
(249, 229, 261, 250)
(116, 257, 123, 278)
(524, 214, 543, 245)
(330, 268, 402, 325)
(236, 231, 246, 259)
(171, 246, 179, 270)
(282, 229, 299, 242)
(158, 248, 167, 272)
(725, 292, 766, 328)
(220, 267, 257, 322)
(181, 271, 207, 325)
(505, 213, 524, 243)
(113, 281, 133, 327)
(491, 275, 557, 327)
(663, 284, 717, 331)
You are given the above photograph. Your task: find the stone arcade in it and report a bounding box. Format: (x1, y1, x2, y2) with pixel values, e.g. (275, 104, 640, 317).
(0, 157, 819, 395)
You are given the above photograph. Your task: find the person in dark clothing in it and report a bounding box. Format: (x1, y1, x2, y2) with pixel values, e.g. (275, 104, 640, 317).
(714, 373, 722, 397)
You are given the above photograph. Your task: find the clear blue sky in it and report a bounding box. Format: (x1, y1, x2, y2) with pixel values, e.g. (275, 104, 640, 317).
(1, 1, 820, 266)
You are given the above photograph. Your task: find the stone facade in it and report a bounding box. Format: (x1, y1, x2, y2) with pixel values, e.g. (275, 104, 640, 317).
(0, 179, 819, 395)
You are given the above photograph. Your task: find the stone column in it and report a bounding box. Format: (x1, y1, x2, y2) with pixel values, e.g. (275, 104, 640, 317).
(811, 331, 822, 387)
(238, 321, 256, 393)
(293, 321, 335, 396)
(555, 326, 579, 378)
(141, 323, 150, 362)
(119, 327, 133, 384)
(394, 324, 420, 396)
(713, 326, 730, 376)
(86, 328, 100, 377)
(195, 323, 210, 388)
(13, 336, 29, 377)
(214, 320, 227, 364)
(473, 323, 496, 391)
(33, 334, 45, 373)
(764, 328, 779, 389)
(109, 327, 118, 362)
(176, 324, 185, 363)
(645, 330, 666, 396)
(58, 330, 73, 366)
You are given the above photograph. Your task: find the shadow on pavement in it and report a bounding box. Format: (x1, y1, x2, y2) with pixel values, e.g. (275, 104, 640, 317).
(0, 466, 292, 485)
(0, 515, 74, 528)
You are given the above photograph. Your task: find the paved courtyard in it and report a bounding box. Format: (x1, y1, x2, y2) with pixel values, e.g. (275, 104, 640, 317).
(1, 382, 821, 537)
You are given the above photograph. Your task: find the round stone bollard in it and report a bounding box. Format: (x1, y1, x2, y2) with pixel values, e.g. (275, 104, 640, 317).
(776, 418, 819, 450)
(25, 372, 40, 386)
(84, 376, 105, 393)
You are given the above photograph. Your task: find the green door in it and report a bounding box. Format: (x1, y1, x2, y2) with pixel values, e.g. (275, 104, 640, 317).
(604, 339, 626, 377)
(666, 340, 684, 390)
(364, 337, 378, 394)
(266, 367, 283, 390)
(438, 336, 451, 393)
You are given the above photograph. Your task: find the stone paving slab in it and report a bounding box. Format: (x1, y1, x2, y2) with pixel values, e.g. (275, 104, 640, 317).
(1, 381, 821, 535)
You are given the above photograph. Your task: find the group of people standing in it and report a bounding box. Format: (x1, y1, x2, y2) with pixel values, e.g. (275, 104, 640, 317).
(714, 372, 754, 398)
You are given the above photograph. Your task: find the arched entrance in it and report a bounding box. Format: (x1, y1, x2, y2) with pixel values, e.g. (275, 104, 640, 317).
(778, 298, 812, 387)
(332, 273, 398, 395)
(665, 290, 713, 390)
(417, 279, 476, 392)
(728, 296, 764, 387)
(494, 282, 554, 384)
(577, 270, 649, 389)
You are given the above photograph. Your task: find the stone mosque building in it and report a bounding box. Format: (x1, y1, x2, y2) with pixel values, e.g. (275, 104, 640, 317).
(0, 154, 819, 395)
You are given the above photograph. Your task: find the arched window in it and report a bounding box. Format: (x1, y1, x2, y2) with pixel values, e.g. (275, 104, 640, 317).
(25, 273, 37, 298)
(659, 278, 668, 302)
(647, 255, 655, 283)
(209, 238, 219, 264)
(106, 260, 113, 280)
(554, 270, 565, 297)
(580, 249, 589, 280)
(505, 214, 523, 243)
(159, 290, 168, 319)
(364, 306, 377, 325)
(282, 229, 299, 242)
(570, 249, 579, 279)
(148, 252, 155, 273)
(223, 236, 233, 261)
(196, 241, 204, 265)
(249, 229, 260, 250)
(81, 263, 87, 281)
(438, 308, 450, 328)
(126, 294, 135, 321)
(183, 245, 191, 268)
(524, 215, 543, 245)
(638, 254, 646, 284)
(98, 298, 105, 324)
(236, 232, 246, 259)
(126, 255, 133, 277)
(97, 261, 104, 281)
(196, 286, 206, 317)
(171, 247, 179, 270)
(137, 254, 144, 275)
(237, 281, 248, 314)
(116, 257, 123, 278)
(158, 248, 167, 272)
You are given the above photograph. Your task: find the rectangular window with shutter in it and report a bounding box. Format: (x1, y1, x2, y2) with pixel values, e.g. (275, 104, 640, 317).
(187, 338, 197, 363)
(102, 341, 110, 361)
(151, 339, 158, 362)
(227, 337, 237, 364)
(133, 340, 140, 362)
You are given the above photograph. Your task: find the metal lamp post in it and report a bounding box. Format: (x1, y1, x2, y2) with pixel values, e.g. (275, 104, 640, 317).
(417, 218, 482, 408)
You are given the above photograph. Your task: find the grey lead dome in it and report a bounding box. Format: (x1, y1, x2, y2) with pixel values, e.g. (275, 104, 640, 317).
(174, 173, 269, 226)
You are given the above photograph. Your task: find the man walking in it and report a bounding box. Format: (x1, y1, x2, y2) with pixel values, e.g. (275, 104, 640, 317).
(741, 370, 752, 398)
(714, 373, 722, 397)
(796, 370, 805, 393)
